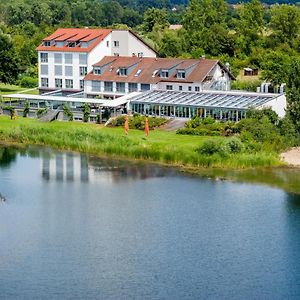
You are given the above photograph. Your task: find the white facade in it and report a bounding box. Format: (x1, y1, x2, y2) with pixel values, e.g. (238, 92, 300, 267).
(38, 30, 157, 92)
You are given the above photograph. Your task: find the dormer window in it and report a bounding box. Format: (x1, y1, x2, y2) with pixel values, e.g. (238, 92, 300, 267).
(118, 67, 127, 76)
(134, 69, 142, 77)
(177, 70, 186, 79)
(94, 67, 101, 75)
(43, 41, 51, 47)
(160, 70, 169, 78)
(67, 41, 80, 48)
(152, 70, 158, 77)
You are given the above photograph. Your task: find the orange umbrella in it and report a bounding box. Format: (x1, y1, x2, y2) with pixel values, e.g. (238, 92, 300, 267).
(145, 116, 149, 137)
(124, 115, 129, 135)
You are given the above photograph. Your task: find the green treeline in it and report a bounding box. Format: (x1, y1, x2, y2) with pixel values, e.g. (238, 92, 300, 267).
(2, 0, 300, 87)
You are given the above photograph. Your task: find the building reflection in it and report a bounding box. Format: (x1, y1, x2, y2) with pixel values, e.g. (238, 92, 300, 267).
(41, 152, 177, 183)
(41, 153, 89, 182)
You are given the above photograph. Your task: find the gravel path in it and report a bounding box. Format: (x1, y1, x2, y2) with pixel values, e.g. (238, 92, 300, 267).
(281, 147, 300, 166)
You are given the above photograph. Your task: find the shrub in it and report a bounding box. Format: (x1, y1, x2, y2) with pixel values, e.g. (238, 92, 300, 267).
(63, 104, 73, 121)
(196, 139, 228, 156)
(18, 76, 38, 88)
(83, 103, 90, 122)
(23, 101, 29, 117)
(37, 108, 47, 118)
(110, 115, 167, 130)
(225, 137, 244, 153)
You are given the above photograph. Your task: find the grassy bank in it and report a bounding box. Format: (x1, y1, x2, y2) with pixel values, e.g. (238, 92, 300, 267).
(0, 116, 283, 169)
(0, 83, 38, 96)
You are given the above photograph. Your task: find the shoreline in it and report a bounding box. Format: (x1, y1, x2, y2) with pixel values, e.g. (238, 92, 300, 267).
(280, 147, 300, 167)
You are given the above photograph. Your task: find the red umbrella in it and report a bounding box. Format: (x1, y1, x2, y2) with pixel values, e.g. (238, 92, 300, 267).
(145, 116, 149, 137)
(124, 115, 129, 135)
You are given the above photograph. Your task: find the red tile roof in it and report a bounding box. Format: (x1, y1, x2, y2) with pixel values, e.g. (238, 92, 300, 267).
(84, 56, 234, 84)
(36, 28, 112, 53)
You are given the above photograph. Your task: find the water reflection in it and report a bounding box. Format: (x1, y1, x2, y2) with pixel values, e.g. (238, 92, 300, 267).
(41, 152, 89, 182)
(0, 147, 17, 168)
(40, 151, 177, 183)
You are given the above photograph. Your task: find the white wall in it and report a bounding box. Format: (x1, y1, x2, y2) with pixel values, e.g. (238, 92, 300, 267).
(110, 31, 157, 58)
(38, 51, 88, 90)
(259, 94, 287, 118)
(38, 30, 156, 91)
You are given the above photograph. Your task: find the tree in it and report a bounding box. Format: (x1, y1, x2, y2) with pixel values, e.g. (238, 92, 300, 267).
(261, 51, 291, 87)
(0, 33, 20, 84)
(158, 30, 182, 57)
(234, 0, 264, 55)
(83, 103, 90, 123)
(143, 8, 169, 32)
(286, 58, 300, 131)
(270, 4, 300, 47)
(182, 0, 231, 55)
(23, 101, 29, 117)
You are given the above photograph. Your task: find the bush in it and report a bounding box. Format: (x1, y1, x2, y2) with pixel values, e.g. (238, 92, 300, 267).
(231, 79, 262, 92)
(110, 115, 167, 130)
(37, 108, 47, 118)
(196, 139, 229, 156)
(18, 76, 38, 88)
(225, 137, 244, 153)
(23, 101, 29, 117)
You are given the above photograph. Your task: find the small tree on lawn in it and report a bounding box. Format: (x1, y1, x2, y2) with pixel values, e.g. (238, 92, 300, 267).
(23, 101, 29, 117)
(83, 103, 90, 122)
(63, 104, 73, 121)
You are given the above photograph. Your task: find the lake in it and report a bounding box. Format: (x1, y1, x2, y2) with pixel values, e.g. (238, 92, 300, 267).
(1, 146, 300, 299)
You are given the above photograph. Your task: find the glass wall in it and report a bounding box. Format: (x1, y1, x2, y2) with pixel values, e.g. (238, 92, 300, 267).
(131, 102, 247, 121)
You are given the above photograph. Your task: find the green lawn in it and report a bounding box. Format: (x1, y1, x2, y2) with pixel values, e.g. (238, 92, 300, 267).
(0, 83, 38, 96)
(0, 116, 282, 169)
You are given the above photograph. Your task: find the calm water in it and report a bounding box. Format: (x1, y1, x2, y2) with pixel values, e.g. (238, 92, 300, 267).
(1, 147, 300, 300)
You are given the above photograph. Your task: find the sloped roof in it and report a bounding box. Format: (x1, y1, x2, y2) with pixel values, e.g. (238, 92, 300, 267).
(129, 90, 280, 110)
(36, 28, 112, 53)
(84, 56, 234, 84)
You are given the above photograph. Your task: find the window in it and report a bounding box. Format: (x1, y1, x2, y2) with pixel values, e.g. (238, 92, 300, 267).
(54, 53, 62, 64)
(43, 41, 51, 47)
(65, 79, 73, 89)
(65, 66, 73, 77)
(134, 69, 142, 77)
(141, 83, 150, 91)
(106, 41, 109, 47)
(79, 54, 87, 65)
(64, 53, 72, 64)
(188, 86, 192, 91)
(80, 66, 87, 76)
(129, 83, 138, 92)
(80, 80, 84, 89)
(40, 65, 48, 75)
(114, 53, 119, 56)
(41, 78, 48, 87)
(40, 53, 48, 63)
(55, 78, 62, 88)
(160, 70, 169, 78)
(118, 68, 127, 76)
(138, 52, 143, 58)
(55, 65, 62, 76)
(93, 67, 101, 75)
(67, 42, 76, 48)
(177, 70, 186, 79)
(195, 86, 200, 92)
(179, 85, 183, 91)
(104, 81, 113, 92)
(92, 81, 101, 91)
(166, 85, 173, 90)
(114, 41, 119, 47)
(116, 82, 125, 93)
